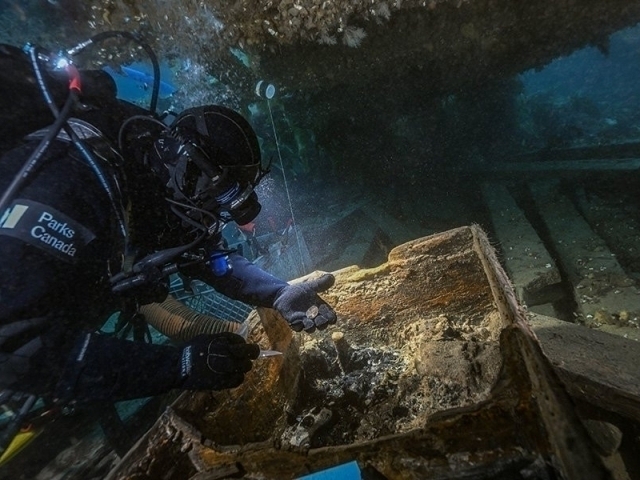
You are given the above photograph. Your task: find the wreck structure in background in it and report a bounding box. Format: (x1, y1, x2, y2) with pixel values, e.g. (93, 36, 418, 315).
(3, 0, 639, 106)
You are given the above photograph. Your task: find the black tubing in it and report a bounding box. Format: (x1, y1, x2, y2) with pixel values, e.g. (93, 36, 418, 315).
(140, 296, 246, 343)
(69, 31, 160, 115)
(0, 91, 74, 215)
(29, 44, 128, 238)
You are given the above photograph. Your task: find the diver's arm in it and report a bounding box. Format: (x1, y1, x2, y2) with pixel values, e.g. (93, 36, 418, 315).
(56, 331, 258, 404)
(187, 252, 337, 333)
(198, 252, 288, 307)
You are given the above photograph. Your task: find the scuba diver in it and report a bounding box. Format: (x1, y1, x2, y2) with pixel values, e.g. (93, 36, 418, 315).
(0, 31, 337, 449)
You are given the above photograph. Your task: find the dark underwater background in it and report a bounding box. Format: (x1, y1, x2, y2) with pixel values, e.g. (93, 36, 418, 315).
(1, 2, 640, 477)
(0, 3, 638, 277)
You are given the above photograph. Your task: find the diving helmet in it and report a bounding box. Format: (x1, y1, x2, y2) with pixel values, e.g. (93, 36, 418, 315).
(149, 105, 266, 231)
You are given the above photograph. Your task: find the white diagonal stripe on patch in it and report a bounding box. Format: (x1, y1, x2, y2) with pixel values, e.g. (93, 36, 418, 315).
(0, 204, 29, 229)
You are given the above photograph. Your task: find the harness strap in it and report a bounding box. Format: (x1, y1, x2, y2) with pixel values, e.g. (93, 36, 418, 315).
(26, 118, 103, 143)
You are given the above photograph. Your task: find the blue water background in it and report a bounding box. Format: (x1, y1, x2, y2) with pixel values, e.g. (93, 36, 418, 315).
(103, 61, 176, 103)
(520, 24, 640, 112)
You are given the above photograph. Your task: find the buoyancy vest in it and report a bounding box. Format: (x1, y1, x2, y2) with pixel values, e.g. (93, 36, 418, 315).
(0, 121, 127, 394)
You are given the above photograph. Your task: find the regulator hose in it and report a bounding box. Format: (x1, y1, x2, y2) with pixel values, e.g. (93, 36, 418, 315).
(140, 295, 248, 342)
(67, 30, 161, 115)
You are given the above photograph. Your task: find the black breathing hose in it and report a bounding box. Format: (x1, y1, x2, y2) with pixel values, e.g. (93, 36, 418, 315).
(29, 45, 128, 238)
(0, 31, 161, 235)
(67, 30, 160, 115)
(0, 92, 74, 216)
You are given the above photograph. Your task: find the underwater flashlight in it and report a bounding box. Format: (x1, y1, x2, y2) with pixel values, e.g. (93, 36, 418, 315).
(52, 53, 70, 70)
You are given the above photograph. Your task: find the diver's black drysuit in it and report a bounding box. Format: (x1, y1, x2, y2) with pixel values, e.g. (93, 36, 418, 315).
(0, 44, 292, 405)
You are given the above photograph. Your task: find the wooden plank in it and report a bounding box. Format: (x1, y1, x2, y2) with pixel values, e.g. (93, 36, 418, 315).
(482, 183, 562, 306)
(573, 187, 640, 279)
(530, 180, 640, 327)
(529, 313, 640, 421)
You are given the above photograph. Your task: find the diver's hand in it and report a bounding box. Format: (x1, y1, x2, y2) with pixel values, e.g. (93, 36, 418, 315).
(273, 274, 337, 333)
(179, 333, 259, 390)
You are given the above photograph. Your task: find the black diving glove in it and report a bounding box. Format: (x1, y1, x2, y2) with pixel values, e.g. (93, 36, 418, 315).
(273, 273, 337, 333)
(179, 333, 260, 391)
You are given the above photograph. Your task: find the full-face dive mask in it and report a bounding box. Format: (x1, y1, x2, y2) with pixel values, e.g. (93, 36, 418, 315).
(148, 105, 268, 234)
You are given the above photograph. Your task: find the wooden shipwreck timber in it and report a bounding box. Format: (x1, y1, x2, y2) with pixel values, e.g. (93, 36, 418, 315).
(94, 225, 638, 480)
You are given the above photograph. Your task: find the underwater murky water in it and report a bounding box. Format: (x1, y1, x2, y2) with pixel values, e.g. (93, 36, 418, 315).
(1, 2, 640, 478)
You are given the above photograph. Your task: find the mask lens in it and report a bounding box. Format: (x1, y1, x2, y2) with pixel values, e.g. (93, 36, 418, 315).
(230, 191, 261, 225)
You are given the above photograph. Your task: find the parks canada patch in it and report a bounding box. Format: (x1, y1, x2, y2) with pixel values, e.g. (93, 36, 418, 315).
(0, 199, 96, 263)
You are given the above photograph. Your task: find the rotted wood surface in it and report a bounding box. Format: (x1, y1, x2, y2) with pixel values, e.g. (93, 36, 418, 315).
(106, 226, 611, 480)
(529, 313, 640, 422)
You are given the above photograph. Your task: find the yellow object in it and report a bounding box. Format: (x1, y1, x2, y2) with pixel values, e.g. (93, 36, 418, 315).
(0, 427, 39, 467)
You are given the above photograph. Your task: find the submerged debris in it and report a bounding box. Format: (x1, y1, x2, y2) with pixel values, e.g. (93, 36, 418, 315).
(281, 333, 408, 448)
(284, 407, 333, 448)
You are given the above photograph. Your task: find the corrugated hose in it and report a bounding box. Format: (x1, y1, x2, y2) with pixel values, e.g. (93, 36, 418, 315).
(140, 295, 248, 342)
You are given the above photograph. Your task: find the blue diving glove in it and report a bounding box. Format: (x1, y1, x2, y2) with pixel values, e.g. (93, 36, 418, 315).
(273, 273, 337, 333)
(179, 333, 260, 391)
